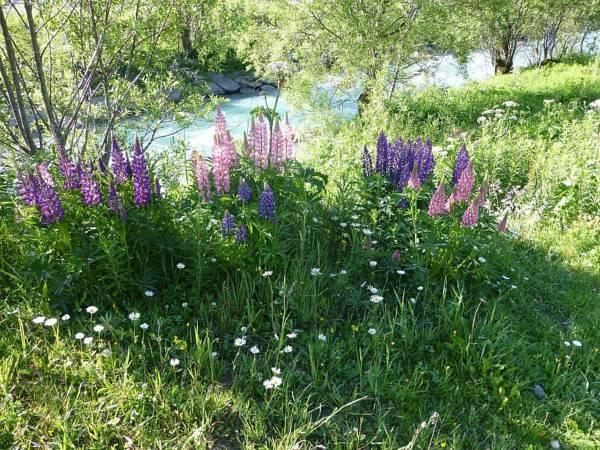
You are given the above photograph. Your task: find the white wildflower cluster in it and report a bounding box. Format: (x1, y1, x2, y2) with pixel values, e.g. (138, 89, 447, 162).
(263, 367, 283, 390)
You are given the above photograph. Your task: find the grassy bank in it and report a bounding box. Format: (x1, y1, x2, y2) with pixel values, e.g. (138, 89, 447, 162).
(0, 58, 599, 449)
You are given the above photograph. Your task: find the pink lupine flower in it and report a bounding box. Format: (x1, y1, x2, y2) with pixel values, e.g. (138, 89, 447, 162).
(252, 114, 270, 169)
(497, 213, 508, 232)
(270, 120, 285, 169)
(283, 113, 294, 161)
(214, 106, 238, 167)
(453, 160, 474, 203)
(212, 134, 230, 195)
(428, 182, 447, 216)
(191, 151, 211, 202)
(460, 198, 479, 227)
(407, 164, 421, 190)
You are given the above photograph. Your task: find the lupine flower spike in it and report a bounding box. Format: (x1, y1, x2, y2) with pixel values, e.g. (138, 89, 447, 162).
(111, 137, 129, 183)
(17, 172, 36, 206)
(33, 173, 64, 225)
(452, 160, 474, 203)
(237, 178, 251, 202)
(57, 145, 80, 189)
(191, 151, 211, 202)
(452, 144, 470, 186)
(236, 224, 248, 242)
(428, 182, 447, 216)
(362, 147, 373, 177)
(460, 198, 479, 227)
(37, 163, 54, 187)
(407, 164, 421, 190)
(108, 182, 120, 212)
(79, 164, 102, 206)
(222, 210, 235, 237)
(131, 136, 151, 207)
(259, 183, 275, 219)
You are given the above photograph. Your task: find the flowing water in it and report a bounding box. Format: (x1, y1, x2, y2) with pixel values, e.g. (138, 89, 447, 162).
(149, 36, 598, 153)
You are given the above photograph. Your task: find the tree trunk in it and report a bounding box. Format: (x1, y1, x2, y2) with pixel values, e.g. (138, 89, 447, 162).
(180, 25, 197, 60)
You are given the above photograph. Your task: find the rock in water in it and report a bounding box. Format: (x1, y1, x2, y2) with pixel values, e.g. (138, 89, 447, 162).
(208, 73, 240, 93)
(550, 440, 560, 449)
(534, 384, 546, 399)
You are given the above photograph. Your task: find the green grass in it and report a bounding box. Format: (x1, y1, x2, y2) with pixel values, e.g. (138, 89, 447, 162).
(1, 58, 599, 449)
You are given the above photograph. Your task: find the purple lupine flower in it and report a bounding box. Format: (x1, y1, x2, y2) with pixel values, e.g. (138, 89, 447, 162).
(362, 146, 373, 177)
(131, 136, 151, 207)
(452, 144, 470, 186)
(375, 131, 389, 175)
(97, 158, 106, 175)
(37, 162, 55, 187)
(17, 172, 37, 206)
(192, 151, 211, 202)
(111, 137, 129, 183)
(416, 139, 435, 184)
(497, 213, 508, 232)
(237, 178, 251, 202)
(247, 118, 256, 153)
(108, 182, 120, 212)
(235, 224, 248, 242)
(283, 113, 294, 161)
(118, 201, 128, 222)
(33, 175, 64, 225)
(396, 142, 415, 191)
(153, 178, 161, 199)
(387, 139, 402, 185)
(428, 182, 447, 216)
(212, 134, 231, 195)
(221, 210, 235, 237)
(125, 153, 132, 179)
(258, 184, 275, 219)
(460, 198, 479, 227)
(79, 163, 102, 206)
(452, 160, 474, 203)
(57, 145, 80, 190)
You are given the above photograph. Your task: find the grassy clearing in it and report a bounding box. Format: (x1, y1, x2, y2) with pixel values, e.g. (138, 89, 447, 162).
(1, 58, 599, 449)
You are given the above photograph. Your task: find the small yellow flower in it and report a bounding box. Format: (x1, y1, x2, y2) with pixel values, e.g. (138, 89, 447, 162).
(351, 325, 359, 332)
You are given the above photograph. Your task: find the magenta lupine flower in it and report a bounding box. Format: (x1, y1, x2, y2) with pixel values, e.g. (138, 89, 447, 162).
(37, 162, 55, 187)
(283, 113, 294, 161)
(452, 144, 470, 186)
(497, 213, 508, 232)
(214, 105, 227, 135)
(225, 130, 239, 167)
(215, 106, 239, 167)
(192, 151, 211, 202)
(212, 134, 231, 195)
(259, 184, 275, 219)
(452, 160, 474, 203)
(237, 178, 251, 202)
(79, 163, 102, 206)
(111, 137, 129, 183)
(131, 137, 151, 207)
(460, 198, 479, 227)
(236, 224, 248, 242)
(108, 182, 120, 212)
(221, 210, 235, 237)
(270, 120, 285, 169)
(428, 182, 447, 216)
(362, 146, 373, 177)
(33, 175, 64, 225)
(57, 145, 80, 190)
(407, 164, 421, 190)
(17, 172, 37, 206)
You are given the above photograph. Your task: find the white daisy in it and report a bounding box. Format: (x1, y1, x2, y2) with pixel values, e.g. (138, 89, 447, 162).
(369, 261, 377, 267)
(140, 323, 149, 330)
(93, 325, 104, 333)
(262, 270, 273, 277)
(250, 345, 260, 354)
(176, 263, 185, 269)
(44, 318, 58, 327)
(129, 312, 141, 321)
(318, 333, 327, 341)
(85, 306, 98, 314)
(310, 268, 322, 276)
(144, 290, 154, 297)
(74, 332, 85, 340)
(32, 316, 46, 324)
(572, 340, 582, 347)
(83, 336, 94, 345)
(169, 358, 180, 367)
(282, 345, 293, 353)
(368, 328, 376, 335)
(234, 337, 247, 347)
(369, 295, 383, 304)
(61, 314, 70, 321)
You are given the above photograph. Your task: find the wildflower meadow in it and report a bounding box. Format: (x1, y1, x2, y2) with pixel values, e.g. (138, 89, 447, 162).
(0, 5, 599, 448)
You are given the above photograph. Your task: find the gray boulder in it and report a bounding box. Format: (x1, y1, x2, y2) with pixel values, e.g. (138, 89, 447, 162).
(259, 84, 279, 95)
(240, 87, 256, 94)
(167, 88, 183, 102)
(206, 82, 226, 95)
(208, 73, 240, 93)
